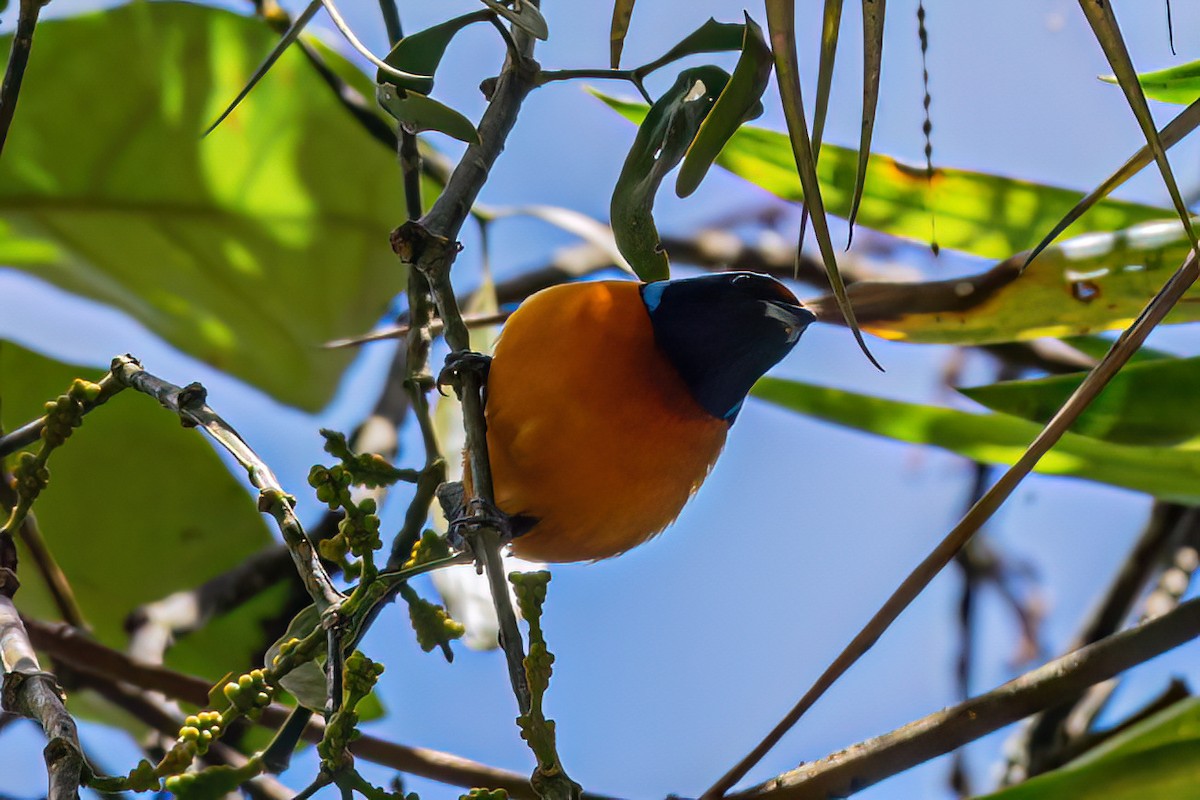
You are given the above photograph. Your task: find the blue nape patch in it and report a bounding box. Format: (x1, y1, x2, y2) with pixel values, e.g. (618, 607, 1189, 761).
(723, 398, 744, 422)
(641, 281, 668, 313)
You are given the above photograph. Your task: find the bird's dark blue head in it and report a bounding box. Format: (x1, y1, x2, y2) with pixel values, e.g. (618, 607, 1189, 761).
(641, 272, 817, 423)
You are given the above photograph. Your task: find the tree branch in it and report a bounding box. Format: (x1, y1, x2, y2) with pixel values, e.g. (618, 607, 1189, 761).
(20, 618, 621, 800)
(0, 0, 43, 159)
(0, 596, 86, 800)
(729, 594, 1200, 799)
(107, 355, 342, 612)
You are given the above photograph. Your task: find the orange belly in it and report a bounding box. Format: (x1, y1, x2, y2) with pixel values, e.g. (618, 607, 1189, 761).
(485, 281, 728, 562)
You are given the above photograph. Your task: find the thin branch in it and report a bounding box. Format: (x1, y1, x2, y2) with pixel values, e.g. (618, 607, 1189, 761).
(701, 246, 1200, 798)
(0, 596, 86, 800)
(0, 0, 43, 159)
(107, 356, 343, 612)
(21, 618, 622, 800)
(729, 594, 1200, 800)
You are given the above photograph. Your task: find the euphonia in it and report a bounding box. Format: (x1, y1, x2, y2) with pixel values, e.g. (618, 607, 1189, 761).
(484, 271, 816, 563)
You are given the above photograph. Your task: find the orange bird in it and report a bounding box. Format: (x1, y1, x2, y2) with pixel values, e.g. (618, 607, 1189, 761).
(484, 272, 816, 563)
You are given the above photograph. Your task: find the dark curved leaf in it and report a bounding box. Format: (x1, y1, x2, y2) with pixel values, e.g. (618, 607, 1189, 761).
(847, 0, 885, 244)
(634, 18, 745, 79)
(377, 10, 492, 93)
(377, 84, 481, 144)
(611, 66, 730, 280)
(676, 13, 771, 198)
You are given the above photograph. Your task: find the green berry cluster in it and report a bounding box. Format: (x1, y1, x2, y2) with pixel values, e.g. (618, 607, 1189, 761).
(39, 381, 95, 448)
(176, 710, 223, 757)
(221, 669, 273, 719)
(404, 529, 451, 569)
(460, 790, 508, 800)
(164, 757, 264, 800)
(340, 498, 382, 557)
(406, 592, 465, 654)
(12, 452, 49, 499)
(318, 651, 385, 770)
(320, 428, 413, 488)
(309, 463, 354, 510)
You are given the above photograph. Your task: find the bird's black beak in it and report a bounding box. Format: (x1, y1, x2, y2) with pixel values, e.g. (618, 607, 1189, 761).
(766, 300, 818, 329)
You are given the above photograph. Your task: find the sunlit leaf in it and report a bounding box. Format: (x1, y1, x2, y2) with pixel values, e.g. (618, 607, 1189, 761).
(977, 699, 1200, 799)
(848, 0, 885, 243)
(377, 10, 492, 94)
(377, 84, 481, 144)
(610, 0, 637, 68)
(633, 18, 744, 79)
(610, 66, 729, 281)
(829, 218, 1200, 345)
(0, 343, 277, 683)
(766, 0, 880, 369)
(0, 3, 415, 411)
(962, 355, 1200, 446)
(1101, 60, 1200, 106)
(676, 13, 771, 198)
(480, 0, 548, 40)
(752, 376, 1200, 503)
(593, 93, 1167, 260)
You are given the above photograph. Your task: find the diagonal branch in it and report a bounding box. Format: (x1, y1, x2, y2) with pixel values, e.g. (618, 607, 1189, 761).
(107, 355, 342, 612)
(0, 0, 44, 159)
(730, 594, 1200, 799)
(701, 247, 1200, 797)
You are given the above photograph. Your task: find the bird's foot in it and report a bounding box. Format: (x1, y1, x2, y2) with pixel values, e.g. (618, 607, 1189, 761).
(437, 349, 492, 396)
(446, 496, 514, 564)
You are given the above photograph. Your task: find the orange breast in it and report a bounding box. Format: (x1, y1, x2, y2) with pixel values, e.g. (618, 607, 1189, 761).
(485, 280, 728, 562)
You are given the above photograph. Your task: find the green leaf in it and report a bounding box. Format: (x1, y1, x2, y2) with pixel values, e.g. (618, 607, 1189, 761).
(377, 10, 492, 93)
(1103, 60, 1200, 105)
(480, 0, 549, 41)
(609, 0, 637, 68)
(634, 18, 745, 78)
(752, 376, 1200, 504)
(610, 66, 729, 281)
(0, 3, 415, 411)
(976, 699, 1200, 800)
(840, 217, 1200, 345)
(377, 84, 481, 144)
(676, 13, 771, 198)
(766, 1, 880, 370)
(961, 355, 1200, 446)
(0, 343, 277, 683)
(593, 93, 1168, 260)
(848, 0, 886, 242)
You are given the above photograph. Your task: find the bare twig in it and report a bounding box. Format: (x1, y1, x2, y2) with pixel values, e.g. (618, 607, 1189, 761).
(0, 0, 44, 159)
(701, 246, 1200, 798)
(0, 596, 86, 800)
(729, 594, 1200, 799)
(107, 356, 343, 612)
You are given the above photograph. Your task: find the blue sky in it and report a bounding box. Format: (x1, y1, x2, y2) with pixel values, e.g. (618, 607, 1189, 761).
(3, 1, 1200, 798)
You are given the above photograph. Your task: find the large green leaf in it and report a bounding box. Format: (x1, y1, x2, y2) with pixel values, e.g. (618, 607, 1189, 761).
(832, 217, 1200, 345)
(595, 94, 1167, 260)
(751, 377, 1200, 503)
(0, 3, 412, 411)
(0, 342, 281, 682)
(977, 699, 1200, 799)
(961, 355, 1200, 446)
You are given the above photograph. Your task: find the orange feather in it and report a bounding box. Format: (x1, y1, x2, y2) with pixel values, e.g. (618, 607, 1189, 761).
(486, 281, 728, 562)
